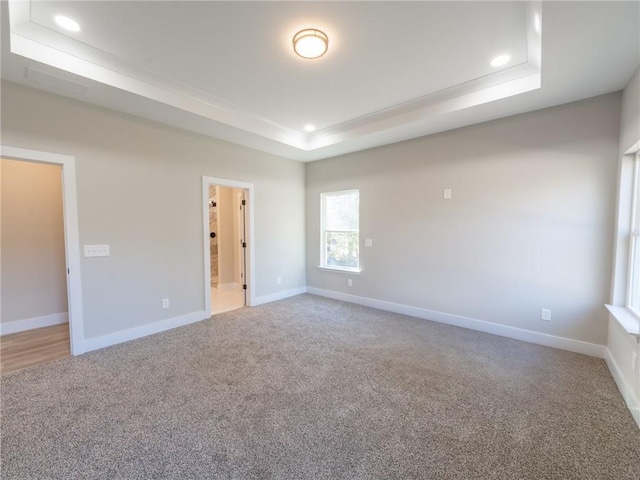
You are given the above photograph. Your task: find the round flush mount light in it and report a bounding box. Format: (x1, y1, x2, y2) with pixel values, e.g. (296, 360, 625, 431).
(490, 54, 511, 67)
(54, 15, 81, 32)
(293, 29, 328, 59)
(304, 124, 316, 132)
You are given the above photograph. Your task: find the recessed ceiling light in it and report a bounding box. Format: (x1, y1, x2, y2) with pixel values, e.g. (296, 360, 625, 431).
(490, 54, 511, 67)
(293, 29, 328, 59)
(54, 15, 81, 33)
(304, 124, 316, 132)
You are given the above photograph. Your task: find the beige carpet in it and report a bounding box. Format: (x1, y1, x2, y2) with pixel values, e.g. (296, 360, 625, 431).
(1, 294, 639, 479)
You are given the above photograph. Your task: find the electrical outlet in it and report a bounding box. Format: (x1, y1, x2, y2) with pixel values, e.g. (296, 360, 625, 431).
(364, 239, 373, 247)
(347, 279, 353, 287)
(277, 276, 282, 285)
(162, 298, 170, 309)
(541, 308, 551, 321)
(632, 351, 638, 372)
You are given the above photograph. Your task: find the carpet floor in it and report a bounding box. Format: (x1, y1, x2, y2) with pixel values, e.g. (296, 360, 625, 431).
(1, 294, 639, 479)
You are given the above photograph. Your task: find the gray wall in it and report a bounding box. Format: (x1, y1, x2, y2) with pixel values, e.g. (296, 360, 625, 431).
(0, 81, 306, 339)
(619, 68, 640, 155)
(306, 93, 621, 346)
(1, 159, 68, 322)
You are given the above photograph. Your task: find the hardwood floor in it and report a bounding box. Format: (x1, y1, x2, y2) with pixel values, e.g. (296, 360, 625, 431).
(1, 324, 70, 375)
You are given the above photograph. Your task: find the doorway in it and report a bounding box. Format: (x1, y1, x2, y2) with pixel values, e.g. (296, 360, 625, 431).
(1, 158, 70, 373)
(202, 177, 254, 315)
(0, 146, 84, 359)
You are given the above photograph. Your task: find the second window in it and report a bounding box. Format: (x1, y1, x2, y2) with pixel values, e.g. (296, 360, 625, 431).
(321, 189, 360, 271)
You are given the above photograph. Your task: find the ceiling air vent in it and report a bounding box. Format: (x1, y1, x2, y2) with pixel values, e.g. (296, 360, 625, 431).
(25, 67, 88, 97)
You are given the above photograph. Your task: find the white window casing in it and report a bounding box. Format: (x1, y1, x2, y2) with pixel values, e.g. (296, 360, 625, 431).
(320, 189, 360, 273)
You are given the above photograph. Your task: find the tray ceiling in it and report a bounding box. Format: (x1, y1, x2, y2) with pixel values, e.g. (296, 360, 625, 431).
(2, 1, 638, 161)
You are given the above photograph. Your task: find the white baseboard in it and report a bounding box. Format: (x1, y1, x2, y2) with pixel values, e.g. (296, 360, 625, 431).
(252, 287, 307, 306)
(307, 287, 606, 358)
(82, 310, 210, 353)
(605, 348, 640, 429)
(0, 312, 68, 336)
(218, 282, 241, 291)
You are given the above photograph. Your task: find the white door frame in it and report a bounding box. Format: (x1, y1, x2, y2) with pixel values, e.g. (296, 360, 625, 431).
(202, 176, 255, 312)
(236, 190, 245, 287)
(1, 145, 85, 355)
(215, 185, 220, 288)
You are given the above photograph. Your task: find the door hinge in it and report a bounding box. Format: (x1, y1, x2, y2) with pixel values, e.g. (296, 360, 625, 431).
(243, 284, 247, 290)
(242, 242, 246, 248)
(241, 199, 246, 206)
(67, 268, 70, 274)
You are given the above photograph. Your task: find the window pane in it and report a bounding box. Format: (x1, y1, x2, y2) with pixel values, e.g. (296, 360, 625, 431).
(325, 192, 359, 231)
(325, 231, 359, 268)
(634, 155, 640, 229)
(631, 236, 640, 312)
(631, 154, 640, 312)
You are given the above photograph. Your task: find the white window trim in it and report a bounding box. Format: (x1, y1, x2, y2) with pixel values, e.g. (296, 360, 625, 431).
(605, 305, 640, 335)
(317, 265, 362, 275)
(319, 189, 361, 273)
(607, 149, 640, 335)
(625, 152, 640, 317)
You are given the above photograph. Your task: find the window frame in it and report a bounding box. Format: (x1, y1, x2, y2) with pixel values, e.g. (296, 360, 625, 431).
(319, 189, 361, 273)
(626, 152, 640, 316)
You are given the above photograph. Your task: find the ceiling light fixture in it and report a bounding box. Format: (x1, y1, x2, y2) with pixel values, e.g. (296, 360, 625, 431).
(490, 54, 511, 67)
(304, 125, 316, 132)
(293, 29, 328, 59)
(54, 15, 81, 32)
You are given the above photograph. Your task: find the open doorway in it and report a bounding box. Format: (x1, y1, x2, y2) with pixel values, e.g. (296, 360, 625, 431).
(0, 153, 82, 373)
(208, 184, 245, 314)
(0, 146, 84, 359)
(203, 177, 254, 315)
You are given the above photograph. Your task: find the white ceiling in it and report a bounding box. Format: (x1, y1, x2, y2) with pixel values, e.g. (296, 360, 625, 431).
(2, 1, 639, 162)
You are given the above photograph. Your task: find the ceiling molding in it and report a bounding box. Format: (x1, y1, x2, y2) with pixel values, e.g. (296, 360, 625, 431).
(7, 0, 542, 153)
(309, 1, 542, 150)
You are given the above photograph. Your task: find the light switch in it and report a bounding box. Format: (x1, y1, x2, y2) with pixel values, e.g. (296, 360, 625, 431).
(364, 239, 373, 247)
(443, 189, 452, 200)
(84, 245, 110, 257)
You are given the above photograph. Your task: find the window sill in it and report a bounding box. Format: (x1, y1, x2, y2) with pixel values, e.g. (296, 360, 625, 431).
(605, 305, 640, 335)
(317, 266, 361, 275)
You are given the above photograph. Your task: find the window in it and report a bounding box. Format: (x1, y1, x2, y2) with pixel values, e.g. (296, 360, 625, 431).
(628, 152, 640, 315)
(320, 190, 359, 272)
